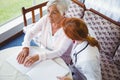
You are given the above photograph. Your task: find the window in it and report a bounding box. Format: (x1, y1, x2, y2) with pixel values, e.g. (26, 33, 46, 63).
(0, 0, 47, 26)
(0, 0, 47, 44)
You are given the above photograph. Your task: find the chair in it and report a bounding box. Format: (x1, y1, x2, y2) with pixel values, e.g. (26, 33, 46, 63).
(22, 1, 48, 26)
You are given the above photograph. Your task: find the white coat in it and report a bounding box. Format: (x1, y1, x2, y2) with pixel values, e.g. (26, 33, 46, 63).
(71, 41, 102, 80)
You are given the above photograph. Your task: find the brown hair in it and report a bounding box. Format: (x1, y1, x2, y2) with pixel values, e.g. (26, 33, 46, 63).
(62, 18, 100, 49)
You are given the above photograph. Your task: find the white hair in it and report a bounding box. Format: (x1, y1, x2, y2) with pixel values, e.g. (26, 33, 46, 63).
(47, 0, 70, 15)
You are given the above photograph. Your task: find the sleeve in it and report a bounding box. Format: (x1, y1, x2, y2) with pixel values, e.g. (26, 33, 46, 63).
(22, 15, 48, 48)
(38, 36, 73, 61)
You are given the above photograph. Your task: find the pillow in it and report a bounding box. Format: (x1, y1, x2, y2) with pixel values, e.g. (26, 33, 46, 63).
(65, 1, 84, 18)
(113, 44, 120, 66)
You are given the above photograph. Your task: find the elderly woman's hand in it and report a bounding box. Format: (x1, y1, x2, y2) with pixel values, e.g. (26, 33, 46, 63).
(23, 54, 39, 67)
(17, 47, 29, 64)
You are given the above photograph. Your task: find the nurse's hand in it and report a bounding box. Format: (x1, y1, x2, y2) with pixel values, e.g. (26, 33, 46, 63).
(57, 76, 72, 80)
(17, 47, 29, 64)
(23, 54, 39, 67)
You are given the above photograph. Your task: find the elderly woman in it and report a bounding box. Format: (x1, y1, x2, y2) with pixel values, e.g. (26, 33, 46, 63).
(17, 0, 72, 67)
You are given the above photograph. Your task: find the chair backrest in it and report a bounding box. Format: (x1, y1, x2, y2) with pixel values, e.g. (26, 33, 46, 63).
(22, 0, 86, 27)
(22, 1, 48, 26)
(65, 0, 86, 18)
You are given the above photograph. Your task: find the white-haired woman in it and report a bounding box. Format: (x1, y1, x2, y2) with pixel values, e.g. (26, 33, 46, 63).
(17, 0, 72, 67)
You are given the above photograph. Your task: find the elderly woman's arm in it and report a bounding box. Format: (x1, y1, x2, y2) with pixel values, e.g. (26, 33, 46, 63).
(39, 36, 73, 61)
(22, 15, 47, 48)
(23, 35, 73, 67)
(17, 15, 47, 64)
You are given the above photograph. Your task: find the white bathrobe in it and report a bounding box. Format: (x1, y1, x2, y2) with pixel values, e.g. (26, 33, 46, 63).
(22, 15, 73, 61)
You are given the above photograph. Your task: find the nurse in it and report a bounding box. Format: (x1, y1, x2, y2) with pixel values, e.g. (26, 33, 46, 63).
(58, 18, 102, 80)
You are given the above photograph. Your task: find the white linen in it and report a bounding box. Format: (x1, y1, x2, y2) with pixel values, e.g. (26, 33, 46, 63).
(71, 41, 102, 80)
(22, 14, 73, 61)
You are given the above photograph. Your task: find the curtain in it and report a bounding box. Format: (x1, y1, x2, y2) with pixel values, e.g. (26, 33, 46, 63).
(84, 0, 120, 22)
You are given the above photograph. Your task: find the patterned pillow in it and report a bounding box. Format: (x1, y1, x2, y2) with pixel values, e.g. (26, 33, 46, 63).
(113, 44, 120, 66)
(83, 10, 120, 58)
(65, 0, 84, 18)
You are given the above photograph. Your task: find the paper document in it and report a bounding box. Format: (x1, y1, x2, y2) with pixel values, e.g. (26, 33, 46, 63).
(26, 60, 69, 80)
(6, 48, 69, 80)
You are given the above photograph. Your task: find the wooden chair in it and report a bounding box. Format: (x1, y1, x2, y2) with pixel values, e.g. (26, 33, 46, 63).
(22, 1, 48, 26)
